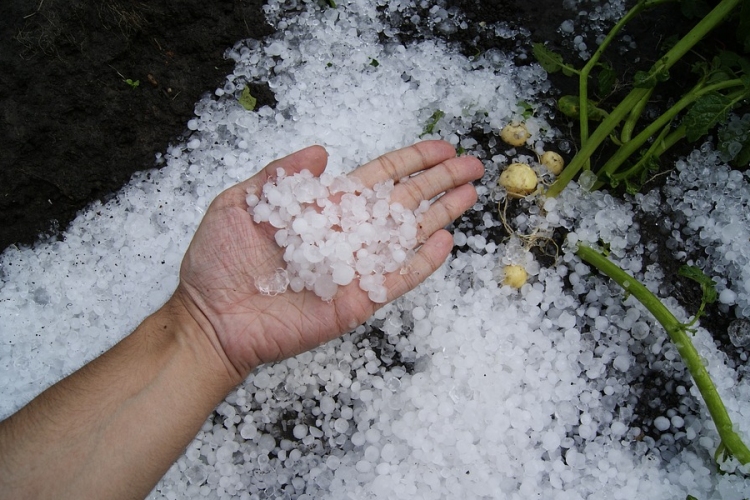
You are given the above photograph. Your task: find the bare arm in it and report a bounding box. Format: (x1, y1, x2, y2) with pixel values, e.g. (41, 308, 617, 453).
(0, 293, 237, 500)
(0, 141, 484, 499)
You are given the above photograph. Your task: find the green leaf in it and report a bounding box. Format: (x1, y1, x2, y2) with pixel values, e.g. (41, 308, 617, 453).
(239, 86, 257, 111)
(624, 178, 640, 195)
(706, 69, 735, 85)
(682, 92, 733, 142)
(678, 265, 717, 305)
(691, 60, 711, 78)
(517, 101, 535, 119)
(532, 43, 565, 74)
(420, 109, 445, 137)
(369, 58, 380, 67)
(532, 43, 580, 76)
(603, 172, 620, 189)
(597, 62, 616, 96)
(557, 95, 579, 118)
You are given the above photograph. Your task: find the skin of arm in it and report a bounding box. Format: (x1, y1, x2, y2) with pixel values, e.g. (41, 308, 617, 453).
(0, 140, 484, 500)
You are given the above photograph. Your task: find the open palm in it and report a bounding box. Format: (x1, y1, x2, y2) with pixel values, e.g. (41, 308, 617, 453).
(176, 141, 484, 380)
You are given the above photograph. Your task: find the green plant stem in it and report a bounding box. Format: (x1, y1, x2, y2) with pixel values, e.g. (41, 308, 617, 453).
(595, 124, 685, 190)
(547, 88, 650, 197)
(576, 243, 750, 465)
(577, 1, 651, 169)
(546, 0, 743, 198)
(596, 79, 745, 181)
(620, 88, 654, 143)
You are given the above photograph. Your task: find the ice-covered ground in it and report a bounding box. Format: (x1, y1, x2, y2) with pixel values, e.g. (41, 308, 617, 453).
(1, 0, 749, 498)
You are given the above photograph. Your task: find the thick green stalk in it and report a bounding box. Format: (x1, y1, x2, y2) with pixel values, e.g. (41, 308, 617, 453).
(596, 79, 745, 181)
(546, 0, 743, 198)
(648, 0, 742, 73)
(546, 88, 650, 197)
(594, 124, 685, 190)
(576, 243, 750, 465)
(620, 88, 654, 143)
(578, 0, 650, 169)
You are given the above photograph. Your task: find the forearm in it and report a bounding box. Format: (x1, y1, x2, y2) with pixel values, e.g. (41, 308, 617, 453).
(0, 292, 240, 500)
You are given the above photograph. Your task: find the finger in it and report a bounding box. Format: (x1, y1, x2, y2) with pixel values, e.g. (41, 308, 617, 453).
(384, 229, 454, 301)
(349, 140, 456, 187)
(416, 183, 478, 242)
(391, 155, 484, 210)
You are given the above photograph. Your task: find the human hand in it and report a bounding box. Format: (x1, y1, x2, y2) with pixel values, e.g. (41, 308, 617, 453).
(173, 141, 484, 382)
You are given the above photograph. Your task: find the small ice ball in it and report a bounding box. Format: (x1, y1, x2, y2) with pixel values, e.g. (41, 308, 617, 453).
(255, 268, 289, 296)
(326, 456, 341, 470)
(240, 423, 258, 440)
(412, 306, 426, 321)
(610, 421, 628, 437)
(356, 460, 372, 473)
(381, 443, 396, 462)
(728, 319, 750, 348)
(671, 416, 685, 429)
(719, 288, 737, 305)
(578, 170, 597, 191)
(246, 193, 260, 208)
(332, 263, 355, 286)
(293, 424, 308, 439)
(365, 429, 381, 443)
(613, 354, 631, 372)
(320, 396, 336, 415)
(216, 445, 234, 463)
(653, 416, 671, 431)
(367, 285, 388, 304)
(313, 275, 338, 301)
(333, 418, 350, 434)
(541, 431, 561, 452)
(351, 432, 366, 447)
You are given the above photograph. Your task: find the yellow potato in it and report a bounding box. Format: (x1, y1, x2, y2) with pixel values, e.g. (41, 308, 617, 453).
(498, 162, 537, 197)
(540, 151, 565, 175)
(499, 123, 531, 147)
(503, 265, 528, 288)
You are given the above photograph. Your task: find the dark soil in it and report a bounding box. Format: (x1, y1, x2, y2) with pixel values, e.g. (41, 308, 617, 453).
(0, 0, 274, 253)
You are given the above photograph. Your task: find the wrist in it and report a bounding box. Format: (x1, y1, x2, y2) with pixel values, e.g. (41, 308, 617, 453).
(163, 287, 247, 389)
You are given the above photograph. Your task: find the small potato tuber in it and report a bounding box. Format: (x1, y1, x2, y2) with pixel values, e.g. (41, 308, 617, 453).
(503, 265, 528, 288)
(499, 123, 531, 147)
(540, 151, 564, 175)
(498, 162, 537, 197)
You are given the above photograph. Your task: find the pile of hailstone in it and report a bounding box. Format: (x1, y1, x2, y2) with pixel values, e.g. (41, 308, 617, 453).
(247, 168, 429, 302)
